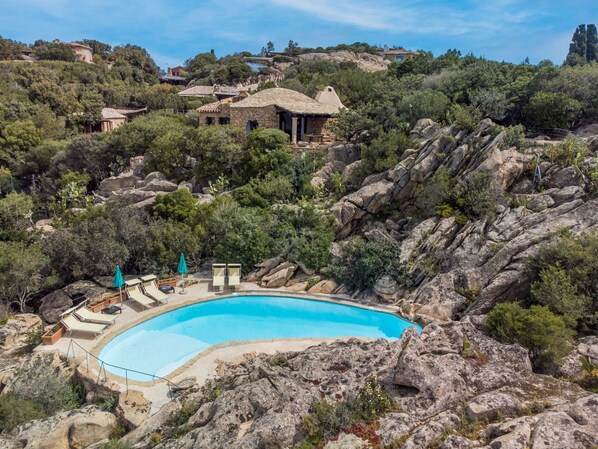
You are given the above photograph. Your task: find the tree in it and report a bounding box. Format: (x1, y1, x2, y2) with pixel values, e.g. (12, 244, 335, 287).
(153, 189, 197, 222)
(0, 241, 52, 312)
(587, 24, 598, 62)
(524, 92, 581, 129)
(31, 40, 76, 62)
(190, 126, 246, 186)
(0, 36, 24, 61)
(0, 120, 43, 165)
(245, 128, 292, 180)
(78, 39, 112, 59)
(185, 52, 218, 78)
(206, 200, 275, 271)
(0, 192, 33, 241)
(263, 41, 275, 55)
(146, 130, 188, 179)
(330, 108, 375, 142)
(565, 24, 598, 65)
(285, 40, 300, 56)
(531, 264, 589, 327)
(111, 44, 160, 78)
(330, 236, 405, 290)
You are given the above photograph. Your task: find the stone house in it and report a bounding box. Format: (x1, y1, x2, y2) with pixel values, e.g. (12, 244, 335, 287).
(92, 108, 127, 132)
(67, 42, 93, 63)
(379, 47, 419, 62)
(198, 87, 345, 144)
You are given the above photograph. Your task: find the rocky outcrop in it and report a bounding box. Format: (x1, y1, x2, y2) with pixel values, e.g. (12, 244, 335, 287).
(115, 390, 152, 430)
(38, 289, 72, 324)
(115, 321, 595, 449)
(4, 405, 117, 449)
(94, 171, 200, 209)
(331, 119, 533, 238)
(297, 51, 391, 72)
(0, 314, 42, 355)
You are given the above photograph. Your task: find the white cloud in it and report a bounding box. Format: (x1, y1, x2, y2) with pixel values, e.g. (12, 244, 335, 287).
(260, 0, 538, 37)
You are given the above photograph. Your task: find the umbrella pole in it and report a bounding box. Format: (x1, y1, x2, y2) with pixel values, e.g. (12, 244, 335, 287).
(180, 274, 186, 294)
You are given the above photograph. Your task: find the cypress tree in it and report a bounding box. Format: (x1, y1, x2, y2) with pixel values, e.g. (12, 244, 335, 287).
(587, 24, 598, 62)
(566, 25, 588, 65)
(569, 24, 587, 58)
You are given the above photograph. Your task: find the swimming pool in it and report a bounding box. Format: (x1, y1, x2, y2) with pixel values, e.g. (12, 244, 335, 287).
(98, 295, 421, 381)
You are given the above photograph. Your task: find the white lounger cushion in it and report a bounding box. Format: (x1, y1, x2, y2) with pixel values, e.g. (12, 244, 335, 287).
(228, 264, 241, 286)
(126, 285, 154, 308)
(213, 265, 226, 287)
(74, 307, 116, 325)
(62, 314, 106, 335)
(142, 280, 168, 304)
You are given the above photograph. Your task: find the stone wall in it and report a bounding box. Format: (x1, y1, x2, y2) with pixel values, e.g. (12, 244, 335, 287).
(230, 105, 279, 130)
(198, 111, 230, 126)
(306, 117, 338, 142)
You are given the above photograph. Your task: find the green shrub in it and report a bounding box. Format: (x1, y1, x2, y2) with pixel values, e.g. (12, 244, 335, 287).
(153, 189, 197, 223)
(453, 172, 502, 220)
(330, 236, 404, 290)
(450, 104, 480, 132)
(299, 376, 391, 447)
(530, 264, 589, 327)
(486, 303, 575, 372)
(545, 138, 588, 167)
(524, 92, 581, 129)
(503, 125, 526, 149)
(0, 394, 46, 431)
(414, 166, 454, 218)
(358, 129, 415, 177)
(0, 354, 84, 430)
(529, 231, 598, 333)
(280, 206, 334, 271)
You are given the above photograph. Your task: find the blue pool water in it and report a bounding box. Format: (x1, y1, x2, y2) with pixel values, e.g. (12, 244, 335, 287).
(98, 295, 421, 381)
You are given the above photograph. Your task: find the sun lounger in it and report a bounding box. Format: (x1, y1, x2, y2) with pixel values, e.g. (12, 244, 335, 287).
(140, 274, 168, 304)
(212, 264, 226, 291)
(74, 307, 116, 325)
(61, 314, 106, 337)
(125, 279, 154, 309)
(227, 264, 241, 289)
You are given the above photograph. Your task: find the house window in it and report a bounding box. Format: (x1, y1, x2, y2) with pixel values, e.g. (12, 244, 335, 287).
(395, 55, 404, 62)
(219, 117, 230, 125)
(246, 120, 258, 133)
(206, 117, 215, 125)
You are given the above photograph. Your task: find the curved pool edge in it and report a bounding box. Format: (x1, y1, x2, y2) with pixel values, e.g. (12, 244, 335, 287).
(88, 289, 421, 386)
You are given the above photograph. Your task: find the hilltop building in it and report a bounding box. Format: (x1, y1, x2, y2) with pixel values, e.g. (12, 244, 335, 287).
(379, 47, 419, 62)
(198, 86, 345, 144)
(179, 84, 242, 100)
(66, 42, 93, 63)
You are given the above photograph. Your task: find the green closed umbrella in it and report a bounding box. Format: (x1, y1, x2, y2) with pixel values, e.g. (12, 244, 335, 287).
(112, 265, 125, 301)
(177, 253, 188, 294)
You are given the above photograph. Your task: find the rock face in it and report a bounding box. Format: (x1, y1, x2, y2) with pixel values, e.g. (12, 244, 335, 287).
(297, 51, 391, 72)
(94, 171, 199, 209)
(321, 118, 598, 319)
(5, 405, 117, 449)
(0, 314, 42, 355)
(117, 321, 595, 449)
(115, 390, 152, 430)
(38, 289, 73, 323)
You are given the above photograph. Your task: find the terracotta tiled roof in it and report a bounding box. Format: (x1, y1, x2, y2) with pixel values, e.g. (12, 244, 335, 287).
(197, 98, 234, 113)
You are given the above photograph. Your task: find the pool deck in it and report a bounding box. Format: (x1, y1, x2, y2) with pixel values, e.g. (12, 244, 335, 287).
(37, 275, 405, 413)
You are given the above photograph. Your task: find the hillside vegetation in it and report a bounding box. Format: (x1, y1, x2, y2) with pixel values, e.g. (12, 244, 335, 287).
(0, 33, 598, 448)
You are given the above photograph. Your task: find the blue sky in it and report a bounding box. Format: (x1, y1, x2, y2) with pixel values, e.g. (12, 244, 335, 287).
(0, 0, 595, 69)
